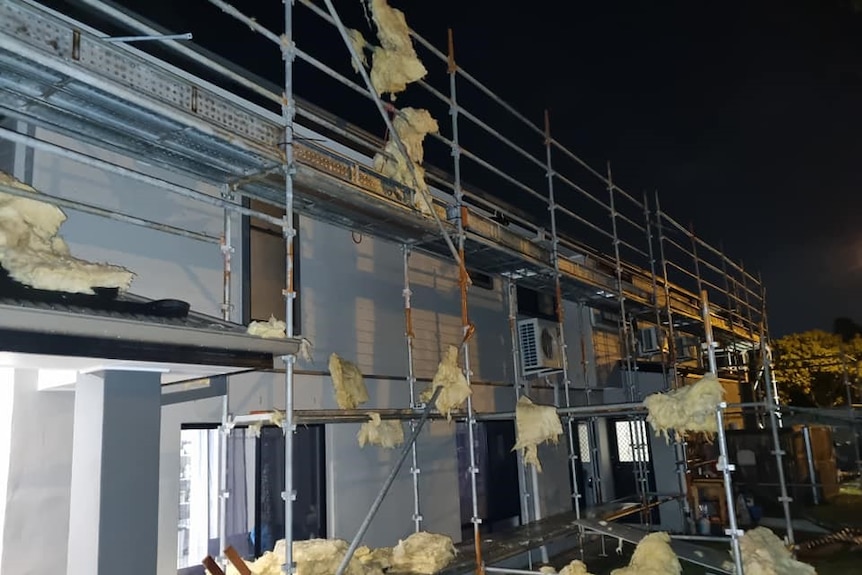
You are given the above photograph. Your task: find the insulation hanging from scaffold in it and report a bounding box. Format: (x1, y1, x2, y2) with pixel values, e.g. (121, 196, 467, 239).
(357, 412, 405, 448)
(512, 395, 563, 472)
(419, 344, 471, 419)
(643, 373, 724, 443)
(329, 353, 369, 410)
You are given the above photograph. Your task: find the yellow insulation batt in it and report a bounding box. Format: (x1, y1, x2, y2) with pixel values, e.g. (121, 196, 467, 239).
(390, 531, 457, 574)
(420, 344, 471, 419)
(643, 373, 724, 443)
(0, 170, 134, 294)
(247, 315, 286, 339)
(355, 546, 393, 571)
(512, 396, 563, 472)
(610, 531, 682, 575)
(559, 560, 595, 575)
(212, 538, 386, 575)
(367, 0, 427, 98)
(357, 412, 405, 448)
(347, 28, 369, 72)
(372, 107, 439, 215)
(737, 527, 817, 575)
(329, 353, 370, 410)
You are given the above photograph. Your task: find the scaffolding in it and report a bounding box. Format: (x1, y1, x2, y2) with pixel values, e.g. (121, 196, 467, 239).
(0, 1, 829, 575)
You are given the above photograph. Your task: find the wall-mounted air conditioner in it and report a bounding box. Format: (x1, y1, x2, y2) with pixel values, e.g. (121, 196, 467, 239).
(517, 318, 564, 377)
(637, 327, 661, 356)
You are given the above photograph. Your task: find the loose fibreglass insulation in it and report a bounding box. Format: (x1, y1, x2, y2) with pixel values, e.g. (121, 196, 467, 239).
(552, 560, 594, 575)
(610, 531, 682, 575)
(0, 171, 134, 294)
(212, 538, 386, 575)
(735, 527, 817, 575)
(372, 107, 439, 216)
(390, 531, 457, 574)
(247, 315, 286, 338)
(420, 344, 471, 419)
(347, 28, 369, 72)
(355, 545, 393, 571)
(367, 0, 427, 98)
(561, 560, 594, 575)
(329, 352, 369, 410)
(643, 373, 724, 443)
(357, 412, 405, 448)
(249, 410, 285, 438)
(512, 395, 563, 472)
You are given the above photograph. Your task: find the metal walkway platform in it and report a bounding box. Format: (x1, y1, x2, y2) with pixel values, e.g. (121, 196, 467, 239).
(571, 518, 733, 574)
(0, 0, 757, 344)
(419, 500, 733, 575)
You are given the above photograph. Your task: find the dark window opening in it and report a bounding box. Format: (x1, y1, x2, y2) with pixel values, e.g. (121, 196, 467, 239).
(456, 421, 521, 539)
(608, 419, 659, 525)
(177, 423, 325, 574)
(242, 198, 300, 334)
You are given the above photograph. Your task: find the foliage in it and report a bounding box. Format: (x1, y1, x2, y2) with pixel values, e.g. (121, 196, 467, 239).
(772, 330, 862, 407)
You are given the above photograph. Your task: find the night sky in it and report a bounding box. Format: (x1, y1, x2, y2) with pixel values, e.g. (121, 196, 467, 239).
(62, 0, 862, 336)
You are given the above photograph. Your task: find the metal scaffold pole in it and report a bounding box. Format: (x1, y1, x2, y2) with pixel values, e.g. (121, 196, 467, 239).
(543, 111, 583, 543)
(282, 0, 298, 573)
(740, 263, 757, 343)
(653, 192, 678, 389)
(216, 185, 235, 568)
(644, 192, 691, 531)
(762, 338, 795, 544)
(702, 291, 744, 575)
(607, 163, 647, 521)
(402, 245, 424, 532)
(448, 29, 484, 575)
(506, 278, 533, 529)
(654, 192, 691, 530)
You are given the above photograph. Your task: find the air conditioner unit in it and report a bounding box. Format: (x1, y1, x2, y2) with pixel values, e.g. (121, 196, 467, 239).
(637, 327, 661, 356)
(517, 318, 564, 376)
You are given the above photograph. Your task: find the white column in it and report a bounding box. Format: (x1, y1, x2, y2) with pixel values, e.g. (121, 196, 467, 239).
(67, 369, 161, 575)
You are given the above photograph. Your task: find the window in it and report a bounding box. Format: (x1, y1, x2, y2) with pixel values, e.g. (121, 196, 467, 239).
(578, 423, 591, 463)
(177, 424, 325, 573)
(177, 427, 221, 571)
(456, 421, 520, 537)
(243, 199, 300, 333)
(614, 420, 650, 463)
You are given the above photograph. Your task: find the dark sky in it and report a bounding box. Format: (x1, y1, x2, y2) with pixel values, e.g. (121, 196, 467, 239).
(63, 0, 862, 336)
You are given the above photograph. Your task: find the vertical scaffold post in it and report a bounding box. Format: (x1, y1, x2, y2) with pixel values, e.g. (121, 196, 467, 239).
(281, 1, 298, 573)
(402, 245, 423, 532)
(702, 291, 744, 575)
(643, 192, 691, 531)
(217, 185, 233, 568)
(543, 111, 583, 536)
(607, 163, 647, 519)
(653, 192, 678, 389)
(544, 110, 584, 555)
(506, 278, 532, 528)
(448, 29, 483, 575)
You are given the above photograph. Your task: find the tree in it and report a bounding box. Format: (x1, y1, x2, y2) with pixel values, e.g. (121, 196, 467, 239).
(772, 330, 862, 407)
